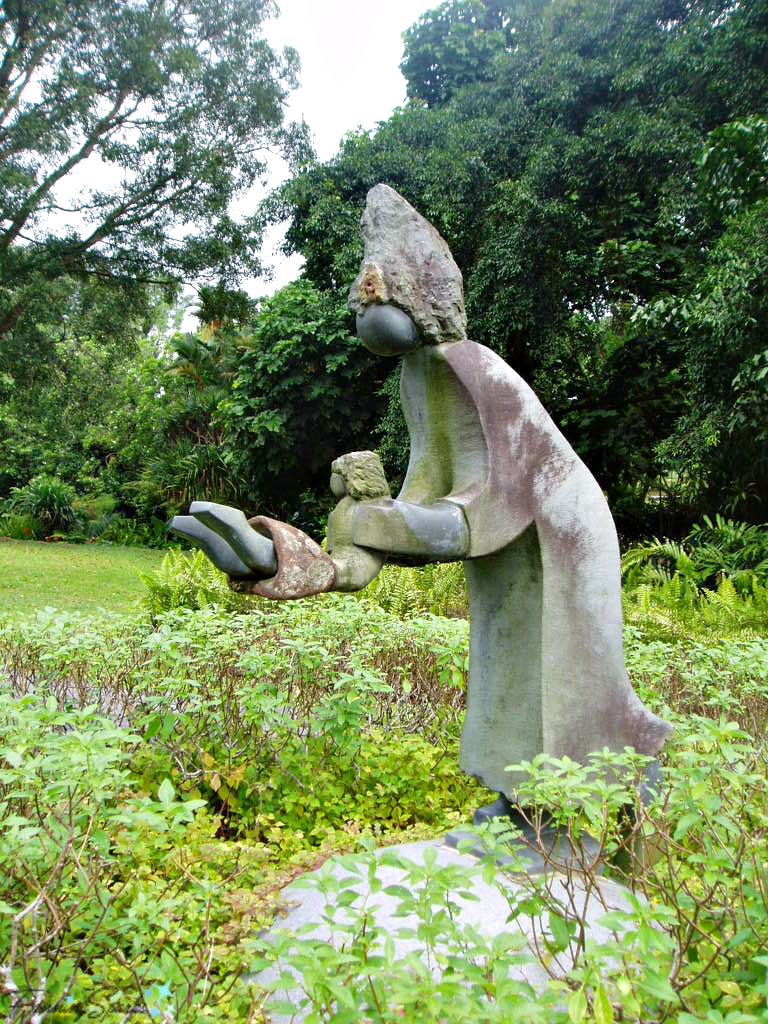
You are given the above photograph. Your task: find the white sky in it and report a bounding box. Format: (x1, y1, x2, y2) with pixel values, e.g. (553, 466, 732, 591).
(258, 0, 429, 293)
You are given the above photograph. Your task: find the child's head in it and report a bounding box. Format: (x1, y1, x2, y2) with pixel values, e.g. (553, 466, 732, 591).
(330, 451, 390, 500)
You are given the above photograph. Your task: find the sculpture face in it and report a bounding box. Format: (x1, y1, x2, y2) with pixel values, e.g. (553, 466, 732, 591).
(356, 303, 421, 357)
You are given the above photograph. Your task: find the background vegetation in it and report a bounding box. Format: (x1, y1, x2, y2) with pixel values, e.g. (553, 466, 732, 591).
(2, 0, 767, 541)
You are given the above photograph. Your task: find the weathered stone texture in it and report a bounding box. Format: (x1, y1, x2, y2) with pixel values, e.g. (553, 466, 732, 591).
(348, 184, 467, 344)
(230, 516, 336, 600)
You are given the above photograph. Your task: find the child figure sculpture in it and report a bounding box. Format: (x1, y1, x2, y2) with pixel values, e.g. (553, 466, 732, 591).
(326, 451, 390, 592)
(172, 184, 671, 822)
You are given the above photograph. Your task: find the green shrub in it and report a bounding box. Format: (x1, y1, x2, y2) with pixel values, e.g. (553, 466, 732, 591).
(8, 474, 76, 533)
(622, 515, 768, 592)
(360, 561, 468, 618)
(72, 492, 118, 520)
(0, 694, 266, 1023)
(89, 511, 169, 547)
(139, 548, 253, 614)
(252, 719, 768, 1022)
(0, 511, 43, 540)
(3, 598, 768, 1020)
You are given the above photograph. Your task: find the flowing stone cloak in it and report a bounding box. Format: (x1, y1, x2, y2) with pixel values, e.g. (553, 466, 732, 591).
(397, 340, 672, 795)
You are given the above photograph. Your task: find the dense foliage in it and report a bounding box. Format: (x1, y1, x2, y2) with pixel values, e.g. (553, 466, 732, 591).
(2, 565, 768, 1020)
(269, 0, 768, 527)
(0, 0, 306, 346)
(2, 0, 767, 539)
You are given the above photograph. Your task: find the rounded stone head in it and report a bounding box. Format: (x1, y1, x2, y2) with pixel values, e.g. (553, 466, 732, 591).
(330, 451, 390, 500)
(349, 184, 467, 356)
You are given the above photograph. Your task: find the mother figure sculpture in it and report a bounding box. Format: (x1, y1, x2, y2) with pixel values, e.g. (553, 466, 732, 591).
(172, 184, 671, 821)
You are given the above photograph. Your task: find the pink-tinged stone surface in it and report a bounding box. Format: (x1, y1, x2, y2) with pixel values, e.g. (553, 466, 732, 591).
(230, 517, 336, 600)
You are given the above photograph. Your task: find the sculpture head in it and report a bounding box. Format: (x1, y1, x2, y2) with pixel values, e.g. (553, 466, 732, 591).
(330, 451, 391, 500)
(349, 184, 467, 356)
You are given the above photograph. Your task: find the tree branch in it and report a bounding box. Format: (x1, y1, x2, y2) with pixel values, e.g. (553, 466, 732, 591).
(0, 3, 58, 128)
(0, 89, 130, 252)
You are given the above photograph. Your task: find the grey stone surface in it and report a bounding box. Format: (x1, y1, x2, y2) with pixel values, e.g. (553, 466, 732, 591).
(330, 451, 390, 501)
(168, 514, 253, 578)
(352, 496, 469, 560)
(348, 184, 467, 345)
(327, 451, 390, 591)
(188, 500, 277, 576)
(355, 302, 421, 356)
(343, 184, 671, 794)
(254, 839, 639, 1022)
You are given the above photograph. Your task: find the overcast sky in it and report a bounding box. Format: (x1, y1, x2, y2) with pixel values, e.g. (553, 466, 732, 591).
(258, 0, 430, 292)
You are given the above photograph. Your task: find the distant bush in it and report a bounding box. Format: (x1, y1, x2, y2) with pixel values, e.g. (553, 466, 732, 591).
(0, 511, 43, 540)
(90, 512, 169, 548)
(623, 514, 768, 592)
(72, 492, 118, 520)
(621, 515, 768, 641)
(8, 474, 76, 533)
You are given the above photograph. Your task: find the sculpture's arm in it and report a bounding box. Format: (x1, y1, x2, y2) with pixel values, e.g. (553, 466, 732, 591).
(351, 497, 469, 562)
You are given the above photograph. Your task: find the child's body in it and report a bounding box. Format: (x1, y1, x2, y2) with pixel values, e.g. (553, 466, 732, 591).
(326, 451, 390, 591)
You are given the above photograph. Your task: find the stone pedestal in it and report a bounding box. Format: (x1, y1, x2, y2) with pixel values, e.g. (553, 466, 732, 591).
(252, 838, 640, 1022)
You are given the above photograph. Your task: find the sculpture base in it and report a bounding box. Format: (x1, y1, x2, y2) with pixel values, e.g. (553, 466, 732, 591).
(252, 839, 640, 1022)
(444, 824, 603, 877)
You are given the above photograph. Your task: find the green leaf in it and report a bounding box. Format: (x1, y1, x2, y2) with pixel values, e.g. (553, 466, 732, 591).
(144, 714, 162, 740)
(158, 778, 175, 806)
(549, 911, 571, 951)
(593, 984, 614, 1024)
(568, 986, 587, 1023)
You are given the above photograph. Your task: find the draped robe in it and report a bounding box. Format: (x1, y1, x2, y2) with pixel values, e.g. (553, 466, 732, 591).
(396, 339, 671, 793)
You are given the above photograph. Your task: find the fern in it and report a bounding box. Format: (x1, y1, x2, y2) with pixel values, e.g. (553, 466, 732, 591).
(359, 562, 468, 619)
(139, 549, 253, 616)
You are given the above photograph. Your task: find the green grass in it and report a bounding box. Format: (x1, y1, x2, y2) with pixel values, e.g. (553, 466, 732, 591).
(0, 539, 165, 614)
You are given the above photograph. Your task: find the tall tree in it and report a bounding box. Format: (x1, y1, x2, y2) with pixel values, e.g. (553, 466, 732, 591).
(270, 0, 768, 525)
(0, 0, 308, 344)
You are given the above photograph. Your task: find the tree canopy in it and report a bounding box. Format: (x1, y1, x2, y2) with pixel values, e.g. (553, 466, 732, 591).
(0, 0, 308, 344)
(267, 0, 768, 527)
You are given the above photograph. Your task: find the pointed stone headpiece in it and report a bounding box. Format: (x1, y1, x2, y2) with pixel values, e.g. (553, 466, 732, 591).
(348, 184, 467, 344)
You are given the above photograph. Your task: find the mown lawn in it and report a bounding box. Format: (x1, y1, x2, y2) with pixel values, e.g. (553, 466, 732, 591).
(0, 539, 165, 614)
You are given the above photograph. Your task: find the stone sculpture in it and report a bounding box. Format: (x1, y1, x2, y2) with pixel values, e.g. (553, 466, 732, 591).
(172, 184, 671, 819)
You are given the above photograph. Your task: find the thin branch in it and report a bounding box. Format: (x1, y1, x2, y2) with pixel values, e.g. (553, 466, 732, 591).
(0, 88, 130, 252)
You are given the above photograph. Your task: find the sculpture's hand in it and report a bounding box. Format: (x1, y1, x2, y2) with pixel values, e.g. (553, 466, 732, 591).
(169, 515, 255, 578)
(352, 498, 469, 561)
(169, 501, 277, 578)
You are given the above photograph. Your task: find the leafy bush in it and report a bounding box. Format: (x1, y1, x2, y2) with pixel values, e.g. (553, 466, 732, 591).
(360, 561, 468, 618)
(71, 493, 118, 521)
(90, 512, 170, 547)
(0, 511, 43, 540)
(140, 548, 252, 614)
(620, 516, 768, 642)
(251, 717, 768, 1022)
(0, 694, 270, 1023)
(623, 515, 768, 592)
(8, 475, 76, 533)
(3, 562, 768, 1018)
(623, 573, 768, 642)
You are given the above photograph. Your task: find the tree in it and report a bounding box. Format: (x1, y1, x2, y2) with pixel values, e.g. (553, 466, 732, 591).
(0, 274, 169, 496)
(217, 280, 386, 522)
(400, 0, 513, 107)
(270, 0, 768, 527)
(0, 0, 308, 345)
